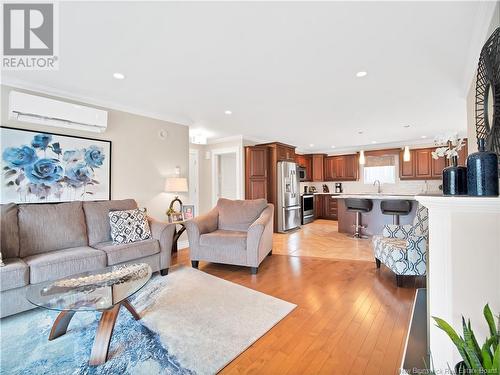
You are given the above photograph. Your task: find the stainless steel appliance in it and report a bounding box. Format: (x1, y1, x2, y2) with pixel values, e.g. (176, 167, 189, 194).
(277, 161, 301, 232)
(298, 166, 307, 181)
(335, 182, 343, 193)
(301, 194, 315, 224)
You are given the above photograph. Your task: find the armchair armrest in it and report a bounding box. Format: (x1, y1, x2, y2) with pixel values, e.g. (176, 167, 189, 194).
(184, 207, 218, 257)
(382, 224, 414, 239)
(405, 235, 427, 275)
(148, 218, 176, 271)
(247, 204, 274, 267)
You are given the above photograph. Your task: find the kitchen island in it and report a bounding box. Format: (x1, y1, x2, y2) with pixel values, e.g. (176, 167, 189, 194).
(334, 194, 419, 236)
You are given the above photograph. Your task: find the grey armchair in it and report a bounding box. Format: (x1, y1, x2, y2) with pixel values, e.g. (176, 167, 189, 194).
(185, 198, 274, 274)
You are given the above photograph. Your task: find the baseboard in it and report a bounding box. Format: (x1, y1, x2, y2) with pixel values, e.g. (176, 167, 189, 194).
(177, 240, 189, 250)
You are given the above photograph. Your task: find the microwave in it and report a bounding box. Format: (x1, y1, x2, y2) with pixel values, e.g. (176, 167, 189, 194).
(298, 166, 307, 181)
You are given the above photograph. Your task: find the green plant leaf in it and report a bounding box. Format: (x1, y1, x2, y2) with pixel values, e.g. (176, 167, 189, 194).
(433, 316, 470, 367)
(492, 345, 500, 375)
(484, 304, 497, 339)
(482, 340, 493, 369)
(464, 318, 482, 359)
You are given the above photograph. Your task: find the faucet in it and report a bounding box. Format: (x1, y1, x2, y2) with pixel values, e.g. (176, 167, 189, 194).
(373, 180, 381, 194)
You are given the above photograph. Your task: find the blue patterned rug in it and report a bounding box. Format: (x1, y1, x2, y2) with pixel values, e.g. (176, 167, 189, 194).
(0, 282, 193, 375)
(0, 267, 296, 375)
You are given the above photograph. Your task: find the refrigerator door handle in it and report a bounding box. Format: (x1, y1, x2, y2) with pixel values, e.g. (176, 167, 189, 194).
(284, 206, 301, 211)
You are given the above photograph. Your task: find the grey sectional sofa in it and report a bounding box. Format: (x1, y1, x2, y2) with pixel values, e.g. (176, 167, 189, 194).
(0, 199, 175, 318)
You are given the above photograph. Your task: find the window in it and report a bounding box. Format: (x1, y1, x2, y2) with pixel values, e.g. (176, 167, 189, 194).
(363, 155, 396, 184)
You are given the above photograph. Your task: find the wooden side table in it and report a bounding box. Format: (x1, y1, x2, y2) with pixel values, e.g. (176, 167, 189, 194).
(171, 221, 186, 252)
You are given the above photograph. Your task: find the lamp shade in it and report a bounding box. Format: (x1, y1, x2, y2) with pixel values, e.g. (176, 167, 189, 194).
(165, 177, 188, 193)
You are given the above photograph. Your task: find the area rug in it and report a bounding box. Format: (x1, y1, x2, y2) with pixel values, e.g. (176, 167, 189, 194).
(0, 266, 296, 375)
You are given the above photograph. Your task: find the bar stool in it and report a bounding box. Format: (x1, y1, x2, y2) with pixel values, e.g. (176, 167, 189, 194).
(345, 198, 373, 239)
(380, 200, 412, 225)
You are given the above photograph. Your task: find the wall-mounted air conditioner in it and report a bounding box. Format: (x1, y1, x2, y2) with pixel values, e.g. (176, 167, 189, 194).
(8, 91, 108, 133)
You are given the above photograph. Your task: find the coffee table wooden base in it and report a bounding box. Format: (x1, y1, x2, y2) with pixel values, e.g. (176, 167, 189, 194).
(48, 299, 141, 366)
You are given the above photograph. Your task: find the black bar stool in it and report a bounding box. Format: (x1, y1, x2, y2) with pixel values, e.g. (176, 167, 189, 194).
(380, 200, 412, 225)
(345, 198, 373, 239)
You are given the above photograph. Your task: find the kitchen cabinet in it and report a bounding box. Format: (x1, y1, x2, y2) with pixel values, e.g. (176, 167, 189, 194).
(295, 154, 312, 181)
(245, 146, 268, 200)
(311, 154, 325, 181)
(314, 194, 324, 218)
(276, 144, 295, 161)
(324, 154, 359, 181)
(414, 149, 433, 179)
(323, 195, 338, 220)
(312, 194, 337, 220)
(399, 141, 468, 180)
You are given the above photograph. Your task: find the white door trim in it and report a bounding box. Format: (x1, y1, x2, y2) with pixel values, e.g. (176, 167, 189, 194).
(188, 148, 199, 213)
(211, 146, 242, 206)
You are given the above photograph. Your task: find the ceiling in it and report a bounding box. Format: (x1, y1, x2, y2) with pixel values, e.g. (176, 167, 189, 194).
(2, 1, 497, 153)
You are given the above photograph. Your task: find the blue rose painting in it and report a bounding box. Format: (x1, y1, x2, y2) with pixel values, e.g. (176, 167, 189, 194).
(1, 128, 111, 203)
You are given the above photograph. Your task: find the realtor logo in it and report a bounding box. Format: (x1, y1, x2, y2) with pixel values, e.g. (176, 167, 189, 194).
(2, 3, 59, 70)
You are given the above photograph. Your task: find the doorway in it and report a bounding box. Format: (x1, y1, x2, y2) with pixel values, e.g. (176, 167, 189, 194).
(211, 147, 242, 206)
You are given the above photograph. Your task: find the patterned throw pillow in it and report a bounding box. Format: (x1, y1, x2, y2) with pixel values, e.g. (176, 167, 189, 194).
(109, 208, 152, 244)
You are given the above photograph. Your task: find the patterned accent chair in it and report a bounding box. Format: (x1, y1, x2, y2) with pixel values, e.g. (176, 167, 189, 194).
(372, 204, 429, 287)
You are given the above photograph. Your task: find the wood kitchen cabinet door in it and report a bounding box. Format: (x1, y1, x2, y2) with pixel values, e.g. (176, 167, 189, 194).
(399, 150, 415, 179)
(414, 149, 432, 178)
(431, 154, 447, 178)
(343, 155, 358, 180)
(314, 194, 324, 218)
(312, 155, 324, 181)
(324, 196, 338, 220)
(245, 146, 268, 199)
(332, 157, 345, 180)
(324, 156, 335, 181)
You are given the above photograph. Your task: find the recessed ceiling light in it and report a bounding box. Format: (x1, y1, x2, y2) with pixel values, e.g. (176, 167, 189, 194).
(113, 72, 125, 80)
(403, 125, 410, 128)
(357, 130, 364, 135)
(356, 71, 367, 78)
(224, 110, 232, 115)
(331, 145, 336, 149)
(371, 141, 377, 144)
(421, 135, 427, 139)
(309, 144, 315, 147)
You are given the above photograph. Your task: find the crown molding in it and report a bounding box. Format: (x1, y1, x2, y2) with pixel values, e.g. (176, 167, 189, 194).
(1, 77, 192, 127)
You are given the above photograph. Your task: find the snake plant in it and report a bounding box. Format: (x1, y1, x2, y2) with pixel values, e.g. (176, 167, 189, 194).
(432, 304, 499, 375)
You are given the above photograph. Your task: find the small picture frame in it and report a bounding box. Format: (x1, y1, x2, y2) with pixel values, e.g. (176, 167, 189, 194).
(168, 212, 184, 223)
(182, 205, 195, 220)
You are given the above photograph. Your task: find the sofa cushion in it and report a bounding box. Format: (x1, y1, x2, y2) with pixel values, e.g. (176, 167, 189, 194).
(217, 198, 267, 231)
(24, 246, 106, 284)
(83, 199, 138, 246)
(1, 204, 20, 259)
(199, 230, 247, 249)
(18, 201, 88, 258)
(109, 208, 151, 244)
(93, 238, 160, 266)
(0, 258, 29, 292)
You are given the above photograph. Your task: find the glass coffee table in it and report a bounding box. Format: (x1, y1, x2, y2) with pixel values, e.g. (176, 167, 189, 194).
(26, 263, 152, 366)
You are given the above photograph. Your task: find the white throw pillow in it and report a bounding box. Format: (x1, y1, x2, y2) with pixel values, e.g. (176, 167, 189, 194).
(108, 208, 152, 245)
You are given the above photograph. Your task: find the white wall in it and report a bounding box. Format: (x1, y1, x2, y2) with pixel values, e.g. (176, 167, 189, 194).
(190, 137, 248, 214)
(1, 85, 189, 221)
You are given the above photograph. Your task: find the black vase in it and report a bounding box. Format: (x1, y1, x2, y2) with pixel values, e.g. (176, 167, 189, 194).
(442, 156, 468, 196)
(466, 138, 499, 196)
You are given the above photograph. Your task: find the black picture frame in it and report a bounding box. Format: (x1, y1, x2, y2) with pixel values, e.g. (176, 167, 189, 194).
(1, 125, 112, 203)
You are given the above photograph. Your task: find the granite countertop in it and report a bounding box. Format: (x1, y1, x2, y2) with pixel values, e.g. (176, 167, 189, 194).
(303, 192, 442, 199)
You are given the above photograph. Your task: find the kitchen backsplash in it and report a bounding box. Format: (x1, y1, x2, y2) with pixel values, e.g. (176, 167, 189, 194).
(300, 179, 442, 195)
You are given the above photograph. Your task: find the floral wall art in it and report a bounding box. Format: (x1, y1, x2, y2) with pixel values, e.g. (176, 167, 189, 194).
(1, 127, 111, 203)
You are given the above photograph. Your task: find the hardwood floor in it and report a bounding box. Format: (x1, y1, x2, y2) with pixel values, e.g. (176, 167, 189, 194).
(173, 220, 419, 375)
(273, 220, 374, 261)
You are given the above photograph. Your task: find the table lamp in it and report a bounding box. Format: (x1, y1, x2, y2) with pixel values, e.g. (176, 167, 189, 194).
(164, 177, 188, 216)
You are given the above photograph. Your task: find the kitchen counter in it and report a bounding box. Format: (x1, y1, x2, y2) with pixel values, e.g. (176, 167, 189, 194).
(308, 192, 424, 200)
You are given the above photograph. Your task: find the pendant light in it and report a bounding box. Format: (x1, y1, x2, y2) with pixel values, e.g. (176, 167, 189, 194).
(403, 146, 411, 162)
(359, 150, 366, 165)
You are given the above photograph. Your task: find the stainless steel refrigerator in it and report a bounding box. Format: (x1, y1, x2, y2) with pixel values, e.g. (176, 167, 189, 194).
(277, 161, 301, 232)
